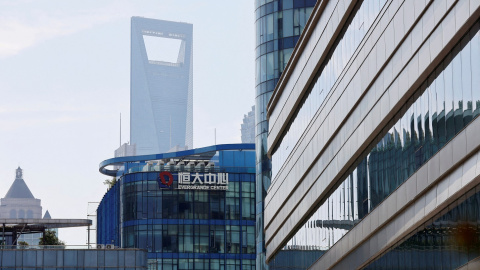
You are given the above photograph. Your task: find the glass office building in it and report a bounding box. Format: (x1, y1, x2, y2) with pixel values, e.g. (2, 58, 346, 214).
(266, 0, 480, 269)
(97, 144, 256, 269)
(130, 17, 193, 155)
(254, 1, 317, 268)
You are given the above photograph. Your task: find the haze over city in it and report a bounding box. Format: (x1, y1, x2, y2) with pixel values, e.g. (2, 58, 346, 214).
(0, 0, 254, 245)
(2, 0, 480, 269)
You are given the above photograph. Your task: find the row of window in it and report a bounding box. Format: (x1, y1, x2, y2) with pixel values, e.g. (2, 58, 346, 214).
(255, 0, 316, 91)
(147, 258, 255, 270)
(365, 183, 480, 269)
(8, 209, 35, 219)
(256, 35, 300, 60)
(256, 48, 295, 87)
(123, 224, 255, 255)
(256, 7, 313, 47)
(122, 179, 255, 221)
(271, 0, 387, 180)
(277, 19, 480, 266)
(121, 152, 255, 175)
(255, 0, 317, 17)
(122, 171, 255, 184)
(97, 171, 256, 249)
(255, 5, 313, 86)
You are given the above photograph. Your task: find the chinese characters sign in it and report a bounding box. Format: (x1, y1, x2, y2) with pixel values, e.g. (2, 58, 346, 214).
(157, 171, 229, 190)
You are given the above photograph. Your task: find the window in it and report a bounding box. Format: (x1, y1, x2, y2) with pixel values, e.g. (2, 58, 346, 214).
(9, 209, 16, 218)
(226, 182, 240, 219)
(226, 225, 241, 253)
(242, 182, 255, 220)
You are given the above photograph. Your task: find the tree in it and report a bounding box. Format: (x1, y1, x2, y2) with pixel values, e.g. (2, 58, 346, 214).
(18, 240, 29, 249)
(103, 177, 117, 189)
(39, 230, 65, 245)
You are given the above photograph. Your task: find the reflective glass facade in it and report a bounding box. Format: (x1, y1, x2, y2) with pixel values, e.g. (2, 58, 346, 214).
(98, 145, 256, 270)
(268, 250, 324, 270)
(271, 0, 387, 179)
(272, 17, 480, 267)
(254, 0, 316, 268)
(130, 17, 193, 155)
(365, 183, 480, 269)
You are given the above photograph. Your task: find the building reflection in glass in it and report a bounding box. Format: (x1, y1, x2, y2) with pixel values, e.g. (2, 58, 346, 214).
(273, 19, 480, 266)
(365, 184, 480, 269)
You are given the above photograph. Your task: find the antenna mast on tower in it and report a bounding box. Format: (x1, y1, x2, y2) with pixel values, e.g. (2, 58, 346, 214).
(120, 113, 122, 147)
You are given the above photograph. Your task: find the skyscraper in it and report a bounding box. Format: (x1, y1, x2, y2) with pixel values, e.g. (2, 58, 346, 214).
(254, 1, 317, 268)
(130, 17, 193, 155)
(241, 106, 255, 144)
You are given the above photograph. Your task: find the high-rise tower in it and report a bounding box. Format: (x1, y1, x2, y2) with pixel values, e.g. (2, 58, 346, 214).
(254, 1, 317, 269)
(241, 106, 255, 144)
(130, 17, 193, 155)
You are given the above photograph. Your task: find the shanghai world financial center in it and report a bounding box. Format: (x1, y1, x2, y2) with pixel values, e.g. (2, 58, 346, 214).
(130, 17, 193, 155)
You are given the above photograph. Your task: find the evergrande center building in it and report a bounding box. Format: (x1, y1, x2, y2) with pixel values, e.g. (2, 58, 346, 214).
(266, 0, 480, 269)
(97, 144, 256, 269)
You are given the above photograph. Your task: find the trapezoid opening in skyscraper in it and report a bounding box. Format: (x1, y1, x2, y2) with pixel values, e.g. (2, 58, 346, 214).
(130, 17, 193, 155)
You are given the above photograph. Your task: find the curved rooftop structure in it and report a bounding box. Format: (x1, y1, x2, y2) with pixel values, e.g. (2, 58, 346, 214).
(99, 143, 255, 177)
(0, 218, 91, 229)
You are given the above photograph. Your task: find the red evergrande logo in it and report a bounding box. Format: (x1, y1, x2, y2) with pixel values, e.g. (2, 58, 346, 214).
(158, 171, 174, 188)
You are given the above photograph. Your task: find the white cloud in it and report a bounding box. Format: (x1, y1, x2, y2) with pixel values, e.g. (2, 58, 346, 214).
(0, 1, 137, 58)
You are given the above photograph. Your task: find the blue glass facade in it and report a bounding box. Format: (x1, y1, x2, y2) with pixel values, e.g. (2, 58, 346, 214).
(98, 144, 256, 269)
(254, 0, 317, 268)
(271, 13, 480, 268)
(97, 183, 120, 247)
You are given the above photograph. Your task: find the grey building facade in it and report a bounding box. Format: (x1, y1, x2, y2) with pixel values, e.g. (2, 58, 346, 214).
(254, 1, 317, 268)
(266, 0, 480, 269)
(130, 17, 193, 155)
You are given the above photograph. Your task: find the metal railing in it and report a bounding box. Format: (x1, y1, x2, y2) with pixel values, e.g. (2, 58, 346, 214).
(0, 245, 93, 250)
(122, 165, 255, 175)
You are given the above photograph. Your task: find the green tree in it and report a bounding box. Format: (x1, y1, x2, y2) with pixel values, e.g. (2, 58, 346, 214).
(39, 230, 65, 245)
(103, 177, 117, 189)
(18, 240, 29, 249)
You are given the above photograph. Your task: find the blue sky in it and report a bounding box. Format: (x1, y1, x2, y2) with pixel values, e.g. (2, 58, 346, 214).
(0, 0, 255, 245)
